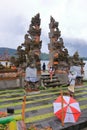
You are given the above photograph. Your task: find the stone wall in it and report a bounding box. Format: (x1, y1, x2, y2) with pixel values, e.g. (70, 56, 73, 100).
(0, 77, 24, 90)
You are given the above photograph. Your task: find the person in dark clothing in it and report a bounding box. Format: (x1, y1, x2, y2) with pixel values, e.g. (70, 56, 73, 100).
(42, 63, 46, 72)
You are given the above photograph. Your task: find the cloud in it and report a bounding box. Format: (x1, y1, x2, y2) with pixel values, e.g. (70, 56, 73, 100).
(0, 15, 25, 34)
(41, 30, 49, 53)
(0, 14, 26, 48)
(0, 0, 87, 57)
(64, 38, 87, 57)
(58, 0, 87, 42)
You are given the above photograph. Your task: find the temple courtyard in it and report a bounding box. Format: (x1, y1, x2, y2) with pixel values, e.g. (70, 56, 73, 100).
(0, 84, 87, 130)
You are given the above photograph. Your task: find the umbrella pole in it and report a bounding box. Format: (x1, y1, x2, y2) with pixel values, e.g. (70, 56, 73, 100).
(61, 90, 64, 127)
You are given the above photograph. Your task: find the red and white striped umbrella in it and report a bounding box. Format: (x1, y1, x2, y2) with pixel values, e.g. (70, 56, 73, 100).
(53, 95, 81, 123)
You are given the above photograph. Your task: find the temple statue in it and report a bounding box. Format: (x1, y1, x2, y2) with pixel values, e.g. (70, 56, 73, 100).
(69, 51, 85, 85)
(48, 16, 69, 73)
(71, 51, 85, 75)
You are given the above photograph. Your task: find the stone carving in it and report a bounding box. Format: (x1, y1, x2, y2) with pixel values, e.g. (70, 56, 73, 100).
(48, 16, 69, 73)
(16, 45, 26, 66)
(26, 13, 42, 72)
(71, 51, 85, 75)
(16, 13, 42, 90)
(17, 13, 42, 73)
(67, 51, 85, 85)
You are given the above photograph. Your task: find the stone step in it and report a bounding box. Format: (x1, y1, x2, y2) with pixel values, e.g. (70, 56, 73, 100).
(41, 74, 61, 88)
(41, 75, 57, 79)
(0, 86, 87, 129)
(43, 79, 60, 83)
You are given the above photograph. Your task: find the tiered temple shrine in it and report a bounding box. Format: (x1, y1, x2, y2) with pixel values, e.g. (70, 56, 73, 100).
(69, 51, 85, 85)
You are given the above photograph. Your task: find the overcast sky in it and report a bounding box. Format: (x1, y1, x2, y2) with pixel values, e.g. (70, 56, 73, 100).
(0, 0, 87, 57)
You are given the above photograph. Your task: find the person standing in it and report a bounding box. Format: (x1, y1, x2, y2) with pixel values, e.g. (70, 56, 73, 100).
(42, 63, 46, 72)
(48, 66, 55, 81)
(68, 70, 77, 97)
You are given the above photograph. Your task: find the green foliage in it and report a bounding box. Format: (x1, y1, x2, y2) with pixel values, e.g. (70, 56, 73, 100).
(38, 86, 46, 90)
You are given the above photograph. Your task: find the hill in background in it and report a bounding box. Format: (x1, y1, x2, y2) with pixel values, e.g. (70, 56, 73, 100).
(0, 47, 17, 57)
(0, 47, 86, 61)
(0, 47, 49, 60)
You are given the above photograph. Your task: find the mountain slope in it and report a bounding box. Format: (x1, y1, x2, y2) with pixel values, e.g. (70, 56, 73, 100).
(0, 47, 17, 57)
(0, 47, 49, 60)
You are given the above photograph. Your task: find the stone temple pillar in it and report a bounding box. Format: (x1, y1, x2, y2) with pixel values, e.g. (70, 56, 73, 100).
(48, 16, 69, 74)
(23, 13, 42, 75)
